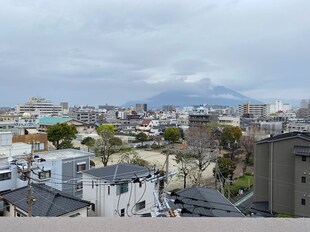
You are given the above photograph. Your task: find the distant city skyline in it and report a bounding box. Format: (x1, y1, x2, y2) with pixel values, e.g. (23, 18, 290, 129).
(1, 1, 309, 107)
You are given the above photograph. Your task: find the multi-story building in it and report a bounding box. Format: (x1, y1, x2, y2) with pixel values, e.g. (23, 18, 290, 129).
(135, 104, 147, 113)
(268, 100, 291, 114)
(188, 114, 218, 127)
(69, 110, 100, 124)
(15, 97, 62, 116)
(162, 105, 176, 112)
(254, 132, 310, 217)
(218, 116, 240, 127)
(238, 103, 268, 118)
(300, 99, 310, 109)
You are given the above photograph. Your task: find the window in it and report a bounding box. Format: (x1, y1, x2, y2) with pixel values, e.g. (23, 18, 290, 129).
(302, 176, 306, 183)
(38, 170, 51, 180)
(302, 156, 306, 162)
(139, 182, 142, 188)
(0, 172, 11, 181)
(76, 182, 83, 191)
(120, 208, 125, 217)
(116, 183, 128, 195)
(301, 198, 306, 205)
(108, 186, 110, 195)
(77, 163, 86, 172)
(135, 201, 146, 211)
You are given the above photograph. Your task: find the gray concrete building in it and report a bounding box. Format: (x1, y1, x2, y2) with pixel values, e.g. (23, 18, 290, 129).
(254, 132, 310, 217)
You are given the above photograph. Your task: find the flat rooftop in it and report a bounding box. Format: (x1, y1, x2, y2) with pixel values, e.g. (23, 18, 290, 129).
(35, 149, 95, 160)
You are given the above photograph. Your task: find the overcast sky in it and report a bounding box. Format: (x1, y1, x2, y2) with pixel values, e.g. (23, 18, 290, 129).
(1, 0, 309, 107)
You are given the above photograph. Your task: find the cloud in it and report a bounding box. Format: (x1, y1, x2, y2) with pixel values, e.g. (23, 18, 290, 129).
(0, 0, 309, 107)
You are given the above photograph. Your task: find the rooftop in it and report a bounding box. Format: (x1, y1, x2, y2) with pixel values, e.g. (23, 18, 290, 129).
(2, 184, 91, 217)
(34, 149, 95, 160)
(83, 163, 150, 182)
(39, 117, 72, 125)
(256, 132, 310, 144)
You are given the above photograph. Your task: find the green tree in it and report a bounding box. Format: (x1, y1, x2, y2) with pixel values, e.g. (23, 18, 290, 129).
(213, 157, 236, 186)
(163, 127, 181, 144)
(47, 123, 77, 149)
(136, 132, 148, 146)
(81, 137, 96, 152)
(118, 150, 149, 167)
(173, 151, 194, 189)
(222, 126, 242, 160)
(94, 125, 122, 166)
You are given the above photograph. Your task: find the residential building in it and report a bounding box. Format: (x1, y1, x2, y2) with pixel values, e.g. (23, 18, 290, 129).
(15, 97, 62, 116)
(136, 104, 147, 113)
(238, 103, 268, 118)
(188, 114, 218, 127)
(12, 132, 48, 152)
(268, 100, 291, 114)
(300, 99, 310, 109)
(83, 163, 156, 217)
(60, 102, 69, 114)
(162, 105, 176, 112)
(254, 132, 310, 217)
(218, 116, 240, 127)
(136, 119, 153, 134)
(1, 184, 91, 217)
(31, 149, 95, 198)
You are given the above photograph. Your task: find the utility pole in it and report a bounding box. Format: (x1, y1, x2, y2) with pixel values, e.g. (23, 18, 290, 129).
(18, 141, 36, 217)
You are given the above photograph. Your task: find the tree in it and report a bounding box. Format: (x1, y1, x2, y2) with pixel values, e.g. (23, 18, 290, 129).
(240, 135, 255, 174)
(81, 137, 96, 152)
(94, 124, 122, 166)
(47, 123, 77, 150)
(118, 150, 149, 167)
(97, 124, 115, 137)
(222, 126, 242, 160)
(213, 157, 236, 186)
(136, 132, 148, 146)
(185, 125, 217, 185)
(173, 151, 194, 189)
(163, 127, 180, 143)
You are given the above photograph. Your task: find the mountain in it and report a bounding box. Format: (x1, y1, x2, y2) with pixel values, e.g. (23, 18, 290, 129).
(124, 85, 262, 109)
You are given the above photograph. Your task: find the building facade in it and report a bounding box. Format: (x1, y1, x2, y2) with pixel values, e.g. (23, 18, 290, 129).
(254, 132, 310, 217)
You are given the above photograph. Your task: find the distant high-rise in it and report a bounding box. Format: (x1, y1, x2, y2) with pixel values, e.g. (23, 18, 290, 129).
(300, 99, 310, 109)
(135, 103, 147, 113)
(162, 105, 176, 112)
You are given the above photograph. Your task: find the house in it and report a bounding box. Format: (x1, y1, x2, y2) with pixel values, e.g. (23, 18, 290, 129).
(30, 149, 95, 198)
(1, 183, 91, 217)
(254, 132, 310, 217)
(168, 186, 244, 217)
(82, 163, 156, 217)
(136, 119, 153, 135)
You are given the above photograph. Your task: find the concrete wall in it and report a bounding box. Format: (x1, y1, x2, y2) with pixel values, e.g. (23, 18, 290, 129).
(83, 174, 155, 217)
(254, 142, 269, 202)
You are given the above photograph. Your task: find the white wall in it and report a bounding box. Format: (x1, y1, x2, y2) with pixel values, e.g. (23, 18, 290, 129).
(83, 174, 156, 217)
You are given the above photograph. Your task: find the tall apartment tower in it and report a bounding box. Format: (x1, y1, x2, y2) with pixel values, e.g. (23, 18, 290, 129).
(135, 103, 147, 113)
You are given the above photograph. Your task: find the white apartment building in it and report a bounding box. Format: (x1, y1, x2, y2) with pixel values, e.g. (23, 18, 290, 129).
(15, 96, 62, 116)
(218, 116, 240, 127)
(83, 163, 156, 217)
(268, 100, 291, 114)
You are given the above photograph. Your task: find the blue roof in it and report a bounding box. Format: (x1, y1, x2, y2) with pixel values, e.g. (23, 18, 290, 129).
(39, 117, 72, 125)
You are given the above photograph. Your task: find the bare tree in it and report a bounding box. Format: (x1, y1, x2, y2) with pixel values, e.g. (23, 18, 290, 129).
(240, 135, 255, 174)
(173, 150, 195, 189)
(185, 125, 217, 185)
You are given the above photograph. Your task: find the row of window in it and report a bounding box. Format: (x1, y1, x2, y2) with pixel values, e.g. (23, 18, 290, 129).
(0, 172, 11, 181)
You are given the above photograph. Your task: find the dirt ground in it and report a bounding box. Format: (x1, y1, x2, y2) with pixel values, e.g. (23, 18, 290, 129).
(92, 149, 216, 191)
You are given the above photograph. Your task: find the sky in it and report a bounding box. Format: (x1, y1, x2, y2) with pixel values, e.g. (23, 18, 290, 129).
(1, 0, 309, 107)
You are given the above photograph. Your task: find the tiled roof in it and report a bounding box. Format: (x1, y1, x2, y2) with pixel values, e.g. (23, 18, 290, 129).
(39, 117, 72, 125)
(83, 163, 149, 182)
(169, 187, 244, 217)
(2, 184, 91, 217)
(256, 132, 310, 144)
